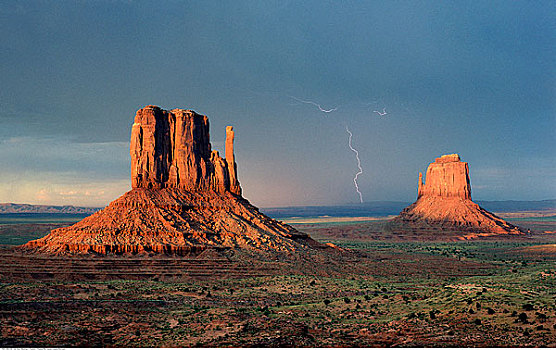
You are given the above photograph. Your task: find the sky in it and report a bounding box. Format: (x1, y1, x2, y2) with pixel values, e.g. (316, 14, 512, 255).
(0, 0, 554, 207)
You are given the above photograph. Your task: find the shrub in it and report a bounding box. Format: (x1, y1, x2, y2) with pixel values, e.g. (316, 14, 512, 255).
(474, 319, 482, 325)
(523, 304, 534, 311)
(429, 310, 436, 320)
(487, 307, 495, 315)
(518, 312, 528, 323)
(323, 299, 331, 306)
(344, 297, 351, 304)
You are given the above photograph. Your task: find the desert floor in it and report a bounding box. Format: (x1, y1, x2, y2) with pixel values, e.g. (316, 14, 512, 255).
(0, 215, 555, 347)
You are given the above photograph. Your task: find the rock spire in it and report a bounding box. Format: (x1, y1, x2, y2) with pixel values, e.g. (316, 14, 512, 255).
(225, 126, 241, 195)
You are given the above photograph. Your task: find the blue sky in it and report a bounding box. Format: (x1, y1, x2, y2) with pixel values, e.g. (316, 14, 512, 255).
(0, 1, 554, 207)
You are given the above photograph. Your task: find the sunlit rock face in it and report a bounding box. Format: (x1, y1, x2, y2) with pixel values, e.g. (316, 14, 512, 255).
(24, 106, 320, 255)
(389, 154, 523, 238)
(417, 154, 471, 200)
(130, 106, 241, 195)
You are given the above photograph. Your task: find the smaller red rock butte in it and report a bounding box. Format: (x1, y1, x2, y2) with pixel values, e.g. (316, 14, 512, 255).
(392, 154, 523, 238)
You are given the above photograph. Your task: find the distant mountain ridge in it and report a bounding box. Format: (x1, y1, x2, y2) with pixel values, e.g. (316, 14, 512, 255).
(2, 199, 554, 216)
(0, 203, 103, 214)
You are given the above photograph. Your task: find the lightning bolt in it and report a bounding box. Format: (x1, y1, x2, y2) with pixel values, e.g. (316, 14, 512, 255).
(345, 126, 363, 203)
(290, 96, 338, 113)
(373, 108, 388, 116)
(290, 95, 364, 203)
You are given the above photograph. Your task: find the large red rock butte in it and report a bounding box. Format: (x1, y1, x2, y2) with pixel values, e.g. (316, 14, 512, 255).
(390, 154, 523, 239)
(24, 106, 320, 254)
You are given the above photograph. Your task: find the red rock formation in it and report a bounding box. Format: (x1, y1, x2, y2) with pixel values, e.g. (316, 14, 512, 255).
(24, 106, 321, 255)
(418, 154, 471, 200)
(389, 154, 523, 238)
(130, 106, 234, 192)
(226, 126, 241, 196)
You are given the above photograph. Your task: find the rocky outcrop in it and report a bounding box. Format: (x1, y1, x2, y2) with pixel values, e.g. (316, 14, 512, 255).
(388, 154, 523, 239)
(24, 106, 321, 255)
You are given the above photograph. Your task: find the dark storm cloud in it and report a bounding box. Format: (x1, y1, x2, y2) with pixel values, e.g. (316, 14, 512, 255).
(0, 0, 554, 205)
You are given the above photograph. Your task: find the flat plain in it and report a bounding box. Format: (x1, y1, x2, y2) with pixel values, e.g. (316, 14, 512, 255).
(0, 214, 555, 347)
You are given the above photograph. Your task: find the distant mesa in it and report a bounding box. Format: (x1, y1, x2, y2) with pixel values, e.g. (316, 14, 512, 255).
(24, 105, 322, 255)
(387, 154, 523, 239)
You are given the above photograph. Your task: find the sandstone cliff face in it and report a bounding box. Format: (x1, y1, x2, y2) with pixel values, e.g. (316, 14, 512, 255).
(130, 106, 240, 194)
(25, 106, 319, 255)
(390, 154, 522, 239)
(418, 154, 471, 199)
